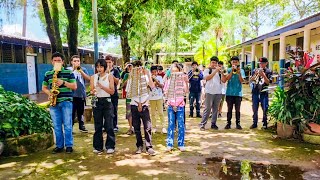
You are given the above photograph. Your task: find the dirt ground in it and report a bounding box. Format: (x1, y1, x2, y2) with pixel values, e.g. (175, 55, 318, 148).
(1, 99, 320, 180)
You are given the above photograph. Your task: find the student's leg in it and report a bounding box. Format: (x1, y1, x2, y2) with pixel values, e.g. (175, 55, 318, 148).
(177, 106, 185, 148)
(149, 100, 157, 128)
(104, 100, 115, 150)
(141, 106, 153, 150)
(252, 93, 259, 127)
(166, 106, 175, 148)
(61, 101, 73, 148)
(131, 105, 143, 148)
(49, 105, 64, 148)
(226, 96, 233, 126)
(200, 93, 214, 127)
(211, 94, 222, 126)
(93, 100, 104, 151)
(189, 92, 195, 117)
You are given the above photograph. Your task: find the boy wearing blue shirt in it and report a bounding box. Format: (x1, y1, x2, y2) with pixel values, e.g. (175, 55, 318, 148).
(224, 56, 246, 130)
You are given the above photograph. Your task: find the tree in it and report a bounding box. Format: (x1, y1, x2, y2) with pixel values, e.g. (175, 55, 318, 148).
(81, 0, 221, 63)
(41, 0, 63, 53)
(63, 0, 80, 57)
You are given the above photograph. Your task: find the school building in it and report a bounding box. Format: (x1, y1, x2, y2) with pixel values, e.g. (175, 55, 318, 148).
(226, 12, 320, 74)
(0, 34, 121, 94)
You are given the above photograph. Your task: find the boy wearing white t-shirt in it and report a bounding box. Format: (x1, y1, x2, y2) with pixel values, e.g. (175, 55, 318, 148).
(149, 66, 166, 134)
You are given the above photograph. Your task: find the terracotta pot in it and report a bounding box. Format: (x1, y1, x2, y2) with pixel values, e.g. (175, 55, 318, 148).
(304, 123, 320, 135)
(277, 122, 295, 138)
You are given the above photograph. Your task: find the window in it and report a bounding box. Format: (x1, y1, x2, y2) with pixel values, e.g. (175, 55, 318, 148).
(2, 43, 13, 63)
(15, 45, 25, 63)
(273, 43, 280, 61)
(296, 37, 303, 49)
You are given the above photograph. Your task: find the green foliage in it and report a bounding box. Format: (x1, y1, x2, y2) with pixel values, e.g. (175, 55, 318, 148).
(269, 64, 320, 130)
(0, 86, 52, 138)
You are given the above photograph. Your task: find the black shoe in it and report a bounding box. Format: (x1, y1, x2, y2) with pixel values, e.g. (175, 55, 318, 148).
(196, 114, 202, 118)
(218, 113, 222, 118)
(250, 124, 257, 129)
(114, 128, 119, 133)
(211, 124, 219, 130)
(66, 147, 73, 154)
(52, 147, 64, 154)
(189, 114, 193, 118)
(236, 124, 242, 130)
(200, 126, 205, 131)
(224, 124, 231, 129)
(80, 128, 88, 133)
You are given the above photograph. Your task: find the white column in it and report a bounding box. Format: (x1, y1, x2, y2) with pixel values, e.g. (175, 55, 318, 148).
(251, 44, 255, 62)
(241, 47, 245, 65)
(303, 28, 311, 52)
(279, 35, 286, 60)
(263, 40, 268, 58)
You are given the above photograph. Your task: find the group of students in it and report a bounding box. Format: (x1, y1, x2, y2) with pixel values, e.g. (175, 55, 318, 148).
(42, 52, 272, 155)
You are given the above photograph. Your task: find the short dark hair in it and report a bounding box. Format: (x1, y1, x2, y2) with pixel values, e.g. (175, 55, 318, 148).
(52, 52, 65, 61)
(191, 61, 198, 66)
(150, 66, 158, 71)
(210, 56, 219, 62)
(70, 55, 80, 61)
(172, 60, 178, 64)
(105, 55, 114, 62)
(231, 56, 240, 61)
(157, 65, 163, 70)
(95, 59, 107, 71)
(218, 61, 224, 65)
(133, 60, 142, 67)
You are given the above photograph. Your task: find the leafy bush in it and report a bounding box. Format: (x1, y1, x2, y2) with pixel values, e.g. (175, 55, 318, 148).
(269, 63, 320, 131)
(0, 86, 52, 138)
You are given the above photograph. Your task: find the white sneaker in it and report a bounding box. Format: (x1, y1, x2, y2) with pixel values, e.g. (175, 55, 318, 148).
(166, 147, 173, 152)
(162, 128, 167, 134)
(106, 149, 115, 154)
(93, 149, 103, 154)
(152, 129, 157, 133)
(178, 146, 186, 152)
(147, 148, 156, 156)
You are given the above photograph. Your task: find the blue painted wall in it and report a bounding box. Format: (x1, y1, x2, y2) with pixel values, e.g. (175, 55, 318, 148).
(0, 64, 95, 95)
(0, 64, 28, 94)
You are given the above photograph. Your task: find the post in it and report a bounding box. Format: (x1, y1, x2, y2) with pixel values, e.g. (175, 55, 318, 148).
(241, 47, 245, 69)
(303, 28, 311, 52)
(251, 44, 256, 75)
(92, 0, 99, 62)
(22, 0, 27, 37)
(279, 35, 286, 89)
(263, 40, 268, 58)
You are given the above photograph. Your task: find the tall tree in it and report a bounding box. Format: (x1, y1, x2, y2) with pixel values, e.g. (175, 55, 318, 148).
(41, 0, 63, 53)
(63, 0, 80, 57)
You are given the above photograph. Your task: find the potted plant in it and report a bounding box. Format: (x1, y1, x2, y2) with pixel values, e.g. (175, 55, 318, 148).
(269, 62, 320, 139)
(268, 86, 297, 138)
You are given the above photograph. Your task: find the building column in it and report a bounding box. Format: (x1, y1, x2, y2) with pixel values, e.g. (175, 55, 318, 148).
(279, 35, 286, 89)
(263, 40, 268, 58)
(251, 44, 256, 74)
(303, 28, 311, 52)
(241, 47, 245, 68)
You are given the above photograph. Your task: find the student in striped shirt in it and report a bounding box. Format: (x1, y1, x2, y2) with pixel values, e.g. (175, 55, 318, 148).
(163, 63, 188, 152)
(42, 52, 77, 154)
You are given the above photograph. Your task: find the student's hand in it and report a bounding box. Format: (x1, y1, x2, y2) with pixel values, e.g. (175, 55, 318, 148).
(97, 82, 103, 89)
(56, 79, 64, 87)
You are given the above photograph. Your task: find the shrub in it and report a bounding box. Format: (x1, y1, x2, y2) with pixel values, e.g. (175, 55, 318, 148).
(0, 86, 52, 138)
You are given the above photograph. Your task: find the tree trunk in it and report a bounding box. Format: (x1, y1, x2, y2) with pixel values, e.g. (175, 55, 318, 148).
(50, 0, 63, 54)
(143, 50, 148, 61)
(63, 0, 80, 63)
(41, 0, 57, 52)
(215, 32, 219, 56)
(120, 13, 133, 63)
(22, 0, 27, 37)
